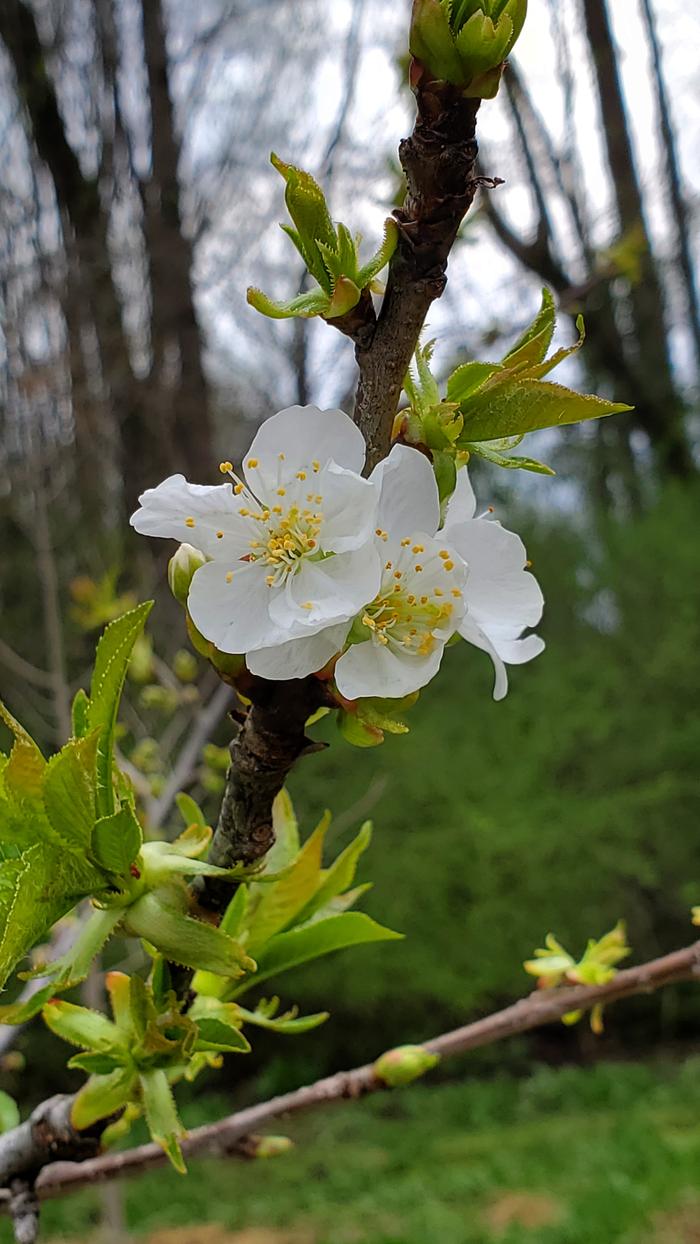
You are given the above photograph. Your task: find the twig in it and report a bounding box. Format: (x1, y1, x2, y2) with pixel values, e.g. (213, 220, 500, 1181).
(2, 937, 698, 1205)
(0, 639, 52, 690)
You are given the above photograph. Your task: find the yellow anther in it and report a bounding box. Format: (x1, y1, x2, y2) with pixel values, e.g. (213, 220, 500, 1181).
(407, 595, 416, 604)
(385, 561, 393, 570)
(226, 571, 234, 584)
(277, 487, 286, 497)
(239, 507, 249, 517)
(420, 595, 428, 605)
(185, 517, 195, 528)
(296, 470, 307, 480)
(439, 550, 450, 560)
(234, 483, 244, 495)
(381, 533, 388, 542)
(487, 505, 495, 513)
(307, 538, 317, 548)
(415, 564, 423, 573)
(247, 458, 259, 469)
(452, 588, 463, 598)
(394, 570, 402, 580)
(219, 461, 233, 474)
(376, 633, 388, 645)
(266, 575, 275, 586)
(526, 559, 533, 569)
(434, 588, 444, 597)
(216, 530, 224, 539)
(443, 561, 454, 572)
(412, 544, 424, 555)
(312, 460, 321, 473)
(278, 452, 285, 460)
(272, 505, 283, 515)
(401, 538, 411, 547)
(393, 584, 402, 593)
(301, 601, 314, 611)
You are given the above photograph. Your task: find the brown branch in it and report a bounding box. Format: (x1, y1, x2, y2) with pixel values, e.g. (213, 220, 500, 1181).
(3, 938, 698, 1208)
(346, 70, 488, 471)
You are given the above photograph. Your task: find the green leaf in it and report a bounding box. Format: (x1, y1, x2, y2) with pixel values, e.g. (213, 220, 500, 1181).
(71, 688, 90, 739)
(42, 732, 99, 854)
(124, 892, 255, 978)
(71, 1068, 137, 1130)
(270, 153, 337, 290)
(236, 1001, 328, 1035)
(175, 793, 207, 830)
(67, 1051, 127, 1075)
(264, 789, 300, 873)
(0, 1090, 20, 1133)
(356, 218, 399, 289)
(296, 821, 373, 925)
(0, 982, 56, 1026)
(42, 999, 123, 1051)
(458, 378, 632, 442)
(503, 288, 556, 368)
(170, 822, 212, 859)
(232, 912, 403, 997)
(446, 361, 501, 403)
(465, 440, 556, 475)
(91, 804, 143, 877)
(246, 286, 330, 320)
(433, 449, 458, 503)
(140, 1068, 187, 1174)
(338, 711, 385, 748)
(86, 603, 154, 817)
(246, 813, 331, 951)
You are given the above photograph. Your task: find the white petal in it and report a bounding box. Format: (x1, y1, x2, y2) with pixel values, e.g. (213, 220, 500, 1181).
(494, 634, 545, 665)
(244, 406, 366, 492)
(370, 445, 440, 538)
(269, 545, 381, 632)
(335, 635, 445, 700)
(316, 465, 378, 554)
(187, 560, 286, 654)
(458, 614, 509, 701)
(446, 518, 544, 637)
(443, 466, 477, 525)
(130, 474, 255, 560)
(247, 623, 350, 681)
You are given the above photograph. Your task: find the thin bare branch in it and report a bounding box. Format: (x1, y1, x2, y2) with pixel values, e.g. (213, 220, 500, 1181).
(2, 937, 698, 1205)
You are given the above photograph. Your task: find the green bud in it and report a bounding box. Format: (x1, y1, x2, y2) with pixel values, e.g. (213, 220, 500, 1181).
(410, 0, 527, 97)
(168, 543, 207, 606)
(173, 649, 199, 683)
(374, 1044, 440, 1087)
(252, 1135, 294, 1159)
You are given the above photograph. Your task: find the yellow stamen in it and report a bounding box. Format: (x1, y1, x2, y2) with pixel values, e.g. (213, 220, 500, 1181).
(247, 458, 259, 469)
(185, 517, 195, 528)
(219, 461, 233, 474)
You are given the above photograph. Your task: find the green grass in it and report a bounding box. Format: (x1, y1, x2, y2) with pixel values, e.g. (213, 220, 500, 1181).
(41, 1057, 700, 1244)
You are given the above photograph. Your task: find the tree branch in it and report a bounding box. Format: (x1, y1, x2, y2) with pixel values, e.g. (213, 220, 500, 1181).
(2, 937, 698, 1207)
(346, 71, 488, 471)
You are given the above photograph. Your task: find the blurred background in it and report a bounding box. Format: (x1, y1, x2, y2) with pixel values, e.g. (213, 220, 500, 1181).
(1, 0, 700, 1241)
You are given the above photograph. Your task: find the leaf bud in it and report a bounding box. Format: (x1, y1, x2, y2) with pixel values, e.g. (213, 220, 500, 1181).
(374, 1044, 440, 1087)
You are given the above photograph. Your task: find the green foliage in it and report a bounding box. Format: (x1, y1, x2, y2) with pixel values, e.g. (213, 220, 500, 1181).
(36, 1059, 700, 1244)
(247, 154, 398, 321)
(524, 921, 630, 1033)
(410, 0, 527, 98)
(400, 290, 631, 482)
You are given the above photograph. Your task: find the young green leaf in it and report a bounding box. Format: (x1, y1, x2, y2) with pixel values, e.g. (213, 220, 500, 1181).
(246, 813, 331, 951)
(124, 891, 255, 977)
(42, 1000, 124, 1052)
(91, 804, 143, 877)
(295, 821, 373, 925)
(71, 1068, 137, 1130)
(232, 912, 402, 997)
(458, 379, 631, 443)
(140, 1068, 187, 1174)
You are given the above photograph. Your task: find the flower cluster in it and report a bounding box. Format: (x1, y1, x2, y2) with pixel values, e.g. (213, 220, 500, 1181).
(131, 406, 543, 702)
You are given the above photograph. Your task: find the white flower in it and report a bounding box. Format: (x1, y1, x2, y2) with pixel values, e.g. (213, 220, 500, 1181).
(130, 405, 381, 662)
(333, 446, 468, 700)
(442, 467, 544, 700)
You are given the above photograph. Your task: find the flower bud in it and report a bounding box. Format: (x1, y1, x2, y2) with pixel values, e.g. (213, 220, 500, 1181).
(410, 0, 527, 98)
(168, 543, 207, 606)
(252, 1135, 294, 1159)
(374, 1044, 439, 1087)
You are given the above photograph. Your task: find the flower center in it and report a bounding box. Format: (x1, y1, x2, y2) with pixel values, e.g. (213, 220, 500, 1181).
(361, 582, 454, 657)
(245, 503, 324, 587)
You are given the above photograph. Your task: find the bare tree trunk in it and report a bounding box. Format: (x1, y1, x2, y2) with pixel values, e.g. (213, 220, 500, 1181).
(639, 0, 700, 378)
(139, 0, 214, 482)
(581, 0, 693, 477)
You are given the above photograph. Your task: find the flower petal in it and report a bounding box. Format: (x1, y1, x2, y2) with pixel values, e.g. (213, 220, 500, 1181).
(317, 465, 378, 553)
(130, 475, 255, 560)
(335, 635, 445, 700)
(269, 545, 381, 632)
(458, 614, 509, 701)
(443, 466, 477, 525)
(246, 623, 350, 681)
(370, 445, 440, 538)
(244, 406, 366, 492)
(445, 518, 544, 637)
(187, 560, 286, 654)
